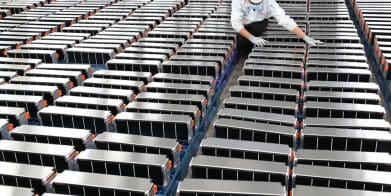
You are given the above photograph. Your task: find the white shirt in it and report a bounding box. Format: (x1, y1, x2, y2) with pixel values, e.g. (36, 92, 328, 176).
(231, 0, 298, 33)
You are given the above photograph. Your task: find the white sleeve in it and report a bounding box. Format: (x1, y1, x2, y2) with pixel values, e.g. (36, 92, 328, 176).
(268, 0, 297, 31)
(231, 0, 244, 33)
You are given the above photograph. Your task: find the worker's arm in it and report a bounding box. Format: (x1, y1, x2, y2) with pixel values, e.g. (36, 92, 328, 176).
(231, 0, 255, 39)
(268, 0, 323, 45)
(268, 0, 298, 33)
(231, 0, 267, 46)
(231, 0, 248, 37)
(291, 26, 323, 45)
(291, 26, 306, 39)
(238, 27, 254, 40)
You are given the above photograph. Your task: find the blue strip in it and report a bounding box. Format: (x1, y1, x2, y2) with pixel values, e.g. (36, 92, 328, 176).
(92, 64, 108, 71)
(346, 0, 391, 112)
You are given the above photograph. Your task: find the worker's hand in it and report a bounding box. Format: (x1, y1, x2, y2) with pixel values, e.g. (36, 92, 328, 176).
(249, 36, 268, 47)
(303, 35, 324, 46)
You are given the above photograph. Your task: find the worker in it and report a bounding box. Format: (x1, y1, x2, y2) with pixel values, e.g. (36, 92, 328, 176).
(231, 0, 324, 58)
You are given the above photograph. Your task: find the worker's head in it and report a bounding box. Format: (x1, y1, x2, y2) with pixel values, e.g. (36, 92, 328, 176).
(249, 0, 263, 5)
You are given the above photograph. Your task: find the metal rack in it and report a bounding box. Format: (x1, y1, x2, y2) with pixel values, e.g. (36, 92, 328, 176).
(0, 185, 35, 196)
(0, 140, 77, 172)
(77, 149, 171, 187)
(177, 179, 286, 196)
(200, 137, 290, 162)
(0, 161, 55, 195)
(10, 125, 93, 151)
(189, 155, 288, 184)
(69, 86, 135, 104)
(294, 164, 391, 192)
(126, 101, 201, 128)
(55, 95, 124, 115)
(0, 94, 46, 118)
(25, 69, 83, 86)
(146, 82, 213, 101)
(214, 118, 294, 146)
(136, 92, 207, 114)
(51, 170, 156, 196)
(94, 132, 181, 167)
(82, 77, 144, 93)
(0, 83, 59, 105)
(114, 112, 194, 142)
(293, 186, 391, 196)
(38, 106, 114, 133)
(92, 70, 152, 83)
